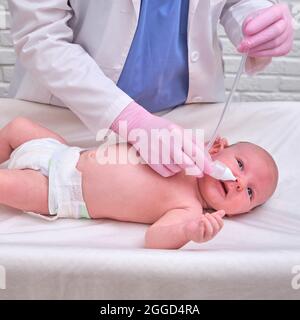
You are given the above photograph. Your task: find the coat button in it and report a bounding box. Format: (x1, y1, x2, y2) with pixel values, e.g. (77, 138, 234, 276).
(191, 51, 199, 62)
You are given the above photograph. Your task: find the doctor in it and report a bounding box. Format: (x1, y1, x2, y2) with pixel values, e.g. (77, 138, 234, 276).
(7, 0, 293, 177)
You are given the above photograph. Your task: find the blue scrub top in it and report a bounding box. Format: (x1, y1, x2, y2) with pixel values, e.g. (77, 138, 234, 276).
(117, 0, 189, 113)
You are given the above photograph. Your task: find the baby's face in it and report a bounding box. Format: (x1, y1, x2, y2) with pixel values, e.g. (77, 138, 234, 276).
(198, 142, 278, 216)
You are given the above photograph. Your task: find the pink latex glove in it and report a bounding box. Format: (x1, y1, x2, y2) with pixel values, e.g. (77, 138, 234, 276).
(238, 3, 294, 57)
(110, 101, 212, 178)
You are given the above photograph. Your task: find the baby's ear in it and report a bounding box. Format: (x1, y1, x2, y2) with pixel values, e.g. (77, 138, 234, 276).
(208, 136, 229, 155)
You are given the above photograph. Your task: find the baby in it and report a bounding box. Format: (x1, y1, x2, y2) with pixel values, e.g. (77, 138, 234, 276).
(0, 117, 278, 249)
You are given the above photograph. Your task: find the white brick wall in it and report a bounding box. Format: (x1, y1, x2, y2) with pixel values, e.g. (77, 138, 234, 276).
(0, 0, 14, 97)
(0, 0, 299, 101)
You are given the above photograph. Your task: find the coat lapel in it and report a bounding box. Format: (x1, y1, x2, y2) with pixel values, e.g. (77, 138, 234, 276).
(131, 0, 141, 19)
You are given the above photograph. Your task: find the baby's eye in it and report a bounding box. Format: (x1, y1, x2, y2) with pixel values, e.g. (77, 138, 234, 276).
(237, 159, 244, 170)
(247, 187, 253, 200)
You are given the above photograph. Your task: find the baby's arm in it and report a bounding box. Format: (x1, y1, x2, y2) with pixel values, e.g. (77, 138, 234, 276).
(144, 208, 225, 249)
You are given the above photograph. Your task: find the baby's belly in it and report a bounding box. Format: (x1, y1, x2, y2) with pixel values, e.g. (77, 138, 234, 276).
(76, 144, 196, 223)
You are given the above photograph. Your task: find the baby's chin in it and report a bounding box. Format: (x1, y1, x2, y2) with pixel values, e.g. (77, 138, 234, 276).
(208, 202, 250, 216)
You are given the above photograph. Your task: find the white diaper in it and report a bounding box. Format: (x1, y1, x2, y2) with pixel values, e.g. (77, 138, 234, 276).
(7, 138, 90, 220)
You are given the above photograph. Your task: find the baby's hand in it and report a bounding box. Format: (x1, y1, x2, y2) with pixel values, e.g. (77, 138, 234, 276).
(184, 210, 225, 243)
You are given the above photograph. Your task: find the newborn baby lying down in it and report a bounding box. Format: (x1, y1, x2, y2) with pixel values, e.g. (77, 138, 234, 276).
(0, 117, 278, 249)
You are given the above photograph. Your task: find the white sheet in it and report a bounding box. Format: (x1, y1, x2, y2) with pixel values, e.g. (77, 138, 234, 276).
(0, 98, 299, 299)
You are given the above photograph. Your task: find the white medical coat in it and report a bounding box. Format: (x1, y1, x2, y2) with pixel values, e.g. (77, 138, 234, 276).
(8, 0, 275, 133)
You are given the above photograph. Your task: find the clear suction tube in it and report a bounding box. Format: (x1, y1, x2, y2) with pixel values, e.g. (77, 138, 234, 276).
(206, 53, 248, 151)
(204, 53, 248, 181)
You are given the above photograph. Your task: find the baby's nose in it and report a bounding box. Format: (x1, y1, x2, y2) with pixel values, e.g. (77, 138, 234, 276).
(235, 177, 246, 191)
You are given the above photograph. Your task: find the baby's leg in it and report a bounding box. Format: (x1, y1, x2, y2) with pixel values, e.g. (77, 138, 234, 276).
(0, 117, 67, 163)
(0, 168, 49, 214)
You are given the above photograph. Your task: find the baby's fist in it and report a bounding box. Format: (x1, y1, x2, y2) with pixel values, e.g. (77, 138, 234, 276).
(184, 210, 225, 243)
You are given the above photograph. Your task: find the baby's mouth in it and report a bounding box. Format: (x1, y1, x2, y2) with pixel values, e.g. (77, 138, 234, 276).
(220, 181, 228, 197)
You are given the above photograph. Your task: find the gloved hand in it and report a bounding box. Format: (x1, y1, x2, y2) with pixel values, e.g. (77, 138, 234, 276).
(110, 101, 213, 178)
(238, 3, 294, 58)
